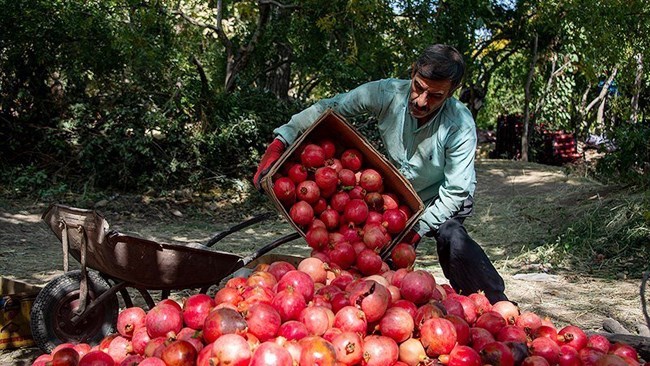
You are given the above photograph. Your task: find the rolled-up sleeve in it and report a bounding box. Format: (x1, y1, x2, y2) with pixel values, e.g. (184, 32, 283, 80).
(273, 81, 385, 145)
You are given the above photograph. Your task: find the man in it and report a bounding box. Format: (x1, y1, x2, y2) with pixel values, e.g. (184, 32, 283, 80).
(254, 44, 508, 304)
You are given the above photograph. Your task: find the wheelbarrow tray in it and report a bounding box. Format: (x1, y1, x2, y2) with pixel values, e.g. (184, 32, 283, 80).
(42, 204, 249, 290)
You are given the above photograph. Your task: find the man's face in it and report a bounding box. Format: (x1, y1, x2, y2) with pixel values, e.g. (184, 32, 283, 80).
(409, 73, 454, 121)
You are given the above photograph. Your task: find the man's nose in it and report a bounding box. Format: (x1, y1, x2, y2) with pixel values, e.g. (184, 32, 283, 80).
(415, 92, 428, 107)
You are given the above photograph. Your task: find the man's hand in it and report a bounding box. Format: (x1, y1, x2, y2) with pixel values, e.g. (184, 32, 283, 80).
(254, 138, 286, 191)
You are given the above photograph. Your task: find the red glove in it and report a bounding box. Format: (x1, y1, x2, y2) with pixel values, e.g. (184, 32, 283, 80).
(254, 138, 286, 191)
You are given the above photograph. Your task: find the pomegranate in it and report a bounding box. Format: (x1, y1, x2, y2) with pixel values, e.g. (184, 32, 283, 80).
(329, 241, 357, 269)
(117, 307, 146, 338)
(558, 325, 588, 350)
(420, 318, 458, 356)
(470, 327, 496, 352)
(268, 261, 296, 281)
(145, 303, 183, 339)
(144, 337, 167, 358)
(299, 306, 334, 336)
(479, 341, 515, 366)
(182, 294, 214, 330)
(366, 211, 384, 226)
(50, 348, 80, 366)
(442, 297, 465, 319)
(319, 139, 337, 158)
(491, 300, 519, 325)
(246, 271, 277, 289)
(277, 270, 315, 302)
(272, 287, 307, 321)
(378, 306, 414, 343)
(104, 335, 132, 363)
(399, 270, 436, 305)
(161, 340, 197, 366)
(349, 185, 367, 200)
(214, 287, 243, 306)
(445, 314, 471, 346)
(586, 334, 611, 353)
(516, 311, 542, 334)
(609, 342, 639, 360)
(202, 307, 247, 343)
(289, 200, 314, 227)
(325, 158, 343, 173)
(414, 303, 446, 330)
(273, 177, 296, 206)
(447, 345, 482, 366)
(559, 344, 581, 366)
(363, 224, 390, 250)
(305, 226, 329, 250)
(399, 338, 429, 366)
(245, 302, 281, 341)
(31, 354, 52, 366)
(119, 354, 144, 365)
(359, 169, 383, 192)
(298, 336, 337, 365)
(468, 291, 492, 315)
(296, 180, 320, 204)
(382, 208, 406, 234)
(249, 341, 293, 366)
(320, 208, 340, 230)
(497, 325, 529, 343)
(390, 299, 418, 319)
(334, 305, 368, 333)
(298, 257, 328, 284)
(341, 149, 363, 171)
(362, 335, 399, 366)
(338, 169, 357, 188)
(530, 336, 561, 364)
(344, 199, 369, 225)
(475, 311, 507, 336)
(278, 320, 310, 340)
(365, 192, 385, 212)
(382, 194, 399, 211)
(332, 331, 364, 365)
(390, 243, 416, 269)
(301, 144, 326, 169)
(288, 163, 308, 183)
(313, 197, 328, 215)
(211, 333, 252, 366)
(315, 166, 339, 191)
(78, 351, 115, 366)
(355, 249, 383, 276)
(579, 347, 606, 366)
(522, 355, 552, 366)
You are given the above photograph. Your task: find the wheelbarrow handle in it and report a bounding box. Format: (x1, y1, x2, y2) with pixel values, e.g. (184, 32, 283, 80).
(233, 232, 301, 270)
(205, 212, 275, 248)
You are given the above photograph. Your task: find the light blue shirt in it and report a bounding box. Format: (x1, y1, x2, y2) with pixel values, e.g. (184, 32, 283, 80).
(274, 79, 477, 235)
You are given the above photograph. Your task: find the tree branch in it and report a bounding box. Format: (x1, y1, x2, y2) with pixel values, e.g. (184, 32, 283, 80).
(585, 68, 618, 113)
(259, 0, 299, 9)
(173, 8, 231, 50)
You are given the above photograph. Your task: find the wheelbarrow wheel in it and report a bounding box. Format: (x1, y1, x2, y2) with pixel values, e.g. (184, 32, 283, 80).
(30, 270, 118, 353)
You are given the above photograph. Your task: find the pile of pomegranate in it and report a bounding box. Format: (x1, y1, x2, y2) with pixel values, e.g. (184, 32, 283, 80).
(32, 255, 643, 366)
(32, 140, 645, 366)
(271, 139, 417, 270)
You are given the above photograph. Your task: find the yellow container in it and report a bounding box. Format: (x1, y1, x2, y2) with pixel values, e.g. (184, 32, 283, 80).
(0, 278, 42, 349)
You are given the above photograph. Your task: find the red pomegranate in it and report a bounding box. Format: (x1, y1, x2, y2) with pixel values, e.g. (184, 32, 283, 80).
(301, 144, 326, 169)
(145, 303, 183, 339)
(273, 177, 296, 206)
(340, 149, 363, 171)
(359, 169, 383, 192)
(182, 294, 214, 330)
(116, 307, 146, 338)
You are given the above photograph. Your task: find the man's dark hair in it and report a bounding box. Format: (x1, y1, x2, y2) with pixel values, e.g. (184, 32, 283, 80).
(413, 44, 465, 90)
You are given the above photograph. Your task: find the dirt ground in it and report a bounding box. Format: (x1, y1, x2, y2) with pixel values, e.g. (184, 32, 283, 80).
(1, 159, 646, 365)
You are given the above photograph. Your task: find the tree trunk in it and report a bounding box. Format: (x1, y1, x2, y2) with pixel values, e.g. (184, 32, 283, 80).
(631, 53, 643, 123)
(521, 33, 538, 162)
(264, 43, 292, 100)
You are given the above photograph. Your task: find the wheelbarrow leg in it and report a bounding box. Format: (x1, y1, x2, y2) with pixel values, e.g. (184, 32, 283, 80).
(136, 288, 156, 310)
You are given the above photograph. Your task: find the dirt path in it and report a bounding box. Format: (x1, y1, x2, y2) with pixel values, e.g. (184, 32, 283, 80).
(1, 160, 646, 364)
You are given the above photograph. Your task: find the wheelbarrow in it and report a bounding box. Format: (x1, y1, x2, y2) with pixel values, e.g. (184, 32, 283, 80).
(30, 204, 300, 353)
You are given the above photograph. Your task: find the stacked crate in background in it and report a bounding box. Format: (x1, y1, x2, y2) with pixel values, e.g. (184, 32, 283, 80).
(490, 114, 581, 165)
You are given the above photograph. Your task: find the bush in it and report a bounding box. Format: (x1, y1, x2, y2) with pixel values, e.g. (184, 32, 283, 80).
(596, 122, 650, 188)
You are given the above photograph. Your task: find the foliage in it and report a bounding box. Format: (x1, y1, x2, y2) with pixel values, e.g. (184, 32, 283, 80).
(544, 190, 650, 278)
(596, 122, 650, 188)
